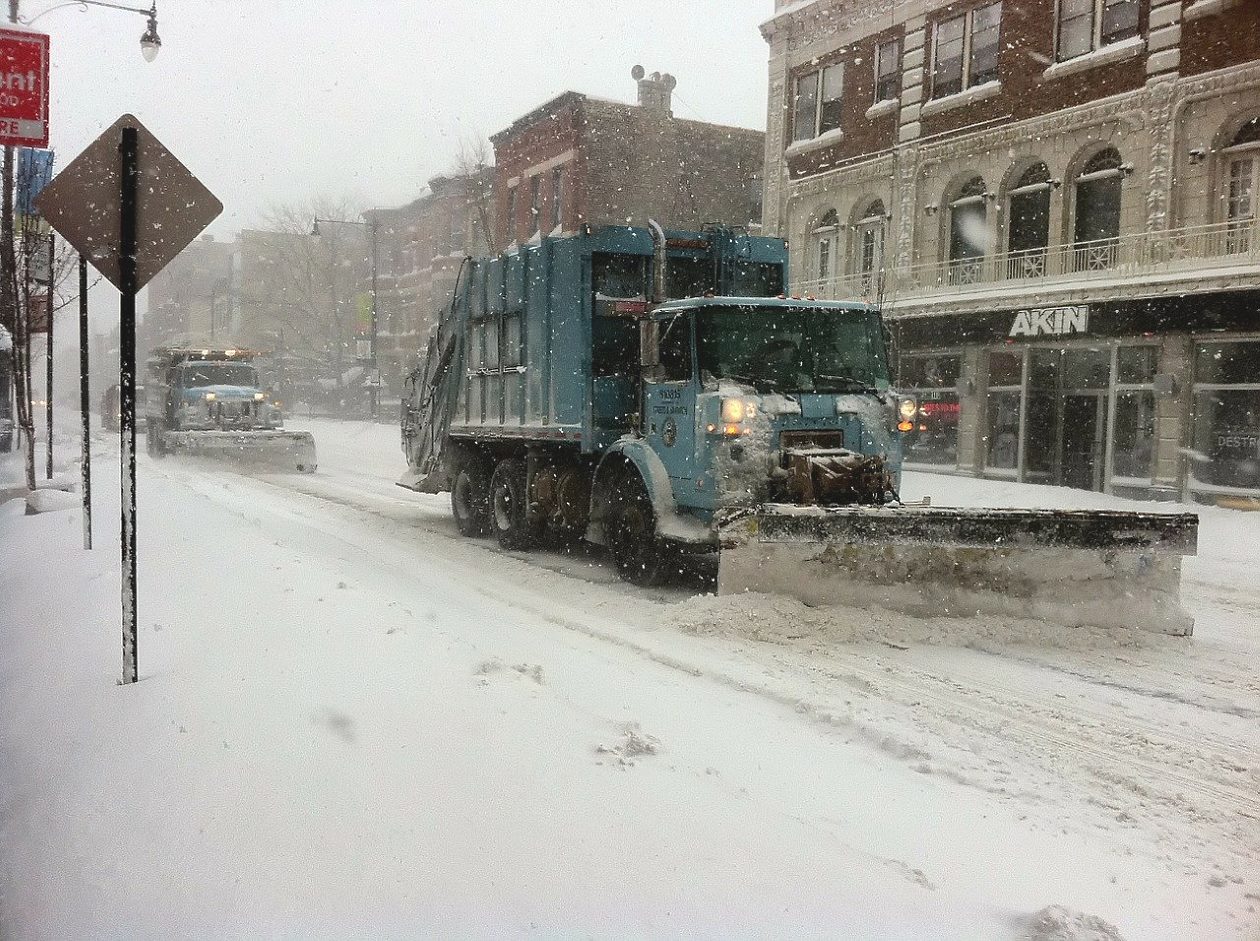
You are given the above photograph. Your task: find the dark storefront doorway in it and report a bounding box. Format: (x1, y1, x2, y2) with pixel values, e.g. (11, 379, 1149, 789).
(1062, 392, 1108, 491)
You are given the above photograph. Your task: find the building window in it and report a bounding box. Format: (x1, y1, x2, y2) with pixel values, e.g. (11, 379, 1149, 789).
(931, 3, 1001, 99)
(948, 176, 989, 284)
(853, 199, 886, 296)
(1191, 340, 1260, 493)
(529, 176, 542, 235)
(792, 62, 843, 142)
(1073, 148, 1124, 271)
(813, 208, 839, 285)
(505, 186, 517, 243)
(875, 39, 901, 103)
(1006, 162, 1053, 280)
(551, 167, 564, 231)
(986, 349, 1024, 472)
(1057, 0, 1140, 62)
(898, 353, 961, 466)
(1223, 118, 1259, 254)
(1112, 345, 1158, 482)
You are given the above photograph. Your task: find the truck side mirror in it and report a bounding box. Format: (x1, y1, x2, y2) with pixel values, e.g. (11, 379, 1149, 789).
(639, 319, 660, 369)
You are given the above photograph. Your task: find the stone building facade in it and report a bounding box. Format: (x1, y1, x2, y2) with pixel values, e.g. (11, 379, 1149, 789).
(762, 0, 1260, 502)
(144, 233, 238, 352)
(491, 71, 765, 248)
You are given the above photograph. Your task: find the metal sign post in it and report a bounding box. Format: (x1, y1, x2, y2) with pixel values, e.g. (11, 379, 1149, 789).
(118, 126, 138, 685)
(44, 231, 53, 479)
(34, 114, 222, 685)
(79, 255, 91, 549)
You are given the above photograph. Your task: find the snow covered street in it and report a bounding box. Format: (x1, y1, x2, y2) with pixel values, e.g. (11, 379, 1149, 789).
(1, 417, 1257, 939)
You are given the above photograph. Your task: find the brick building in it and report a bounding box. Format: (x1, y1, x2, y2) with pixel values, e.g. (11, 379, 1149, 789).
(366, 165, 495, 391)
(144, 233, 238, 352)
(762, 0, 1260, 503)
(490, 70, 765, 248)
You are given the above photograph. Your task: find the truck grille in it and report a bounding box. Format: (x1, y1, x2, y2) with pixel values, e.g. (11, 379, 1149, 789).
(780, 430, 845, 452)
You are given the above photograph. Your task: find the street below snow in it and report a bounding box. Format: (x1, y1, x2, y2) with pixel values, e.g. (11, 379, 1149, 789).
(1, 416, 1257, 940)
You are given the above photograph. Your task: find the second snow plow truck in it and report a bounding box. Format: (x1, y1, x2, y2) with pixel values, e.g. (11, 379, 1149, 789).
(145, 348, 316, 472)
(400, 224, 1197, 635)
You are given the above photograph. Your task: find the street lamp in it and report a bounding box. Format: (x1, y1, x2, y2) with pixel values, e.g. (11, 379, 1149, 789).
(23, 1, 162, 61)
(311, 214, 381, 421)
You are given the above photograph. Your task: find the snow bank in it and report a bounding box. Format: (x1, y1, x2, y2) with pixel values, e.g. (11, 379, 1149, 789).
(34, 472, 78, 493)
(1016, 905, 1126, 941)
(25, 487, 80, 514)
(670, 591, 1152, 651)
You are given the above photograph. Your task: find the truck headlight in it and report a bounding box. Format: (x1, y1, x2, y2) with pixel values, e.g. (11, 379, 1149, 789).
(254, 392, 265, 401)
(204, 392, 216, 402)
(898, 396, 917, 420)
(720, 398, 746, 423)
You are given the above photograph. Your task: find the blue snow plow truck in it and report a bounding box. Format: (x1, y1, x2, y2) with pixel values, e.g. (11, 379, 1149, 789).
(400, 224, 1198, 636)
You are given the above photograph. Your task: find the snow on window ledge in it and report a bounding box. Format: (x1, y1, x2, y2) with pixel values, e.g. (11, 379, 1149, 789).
(918, 80, 1002, 118)
(1184, 0, 1240, 20)
(785, 126, 845, 158)
(865, 98, 899, 121)
(1042, 36, 1146, 81)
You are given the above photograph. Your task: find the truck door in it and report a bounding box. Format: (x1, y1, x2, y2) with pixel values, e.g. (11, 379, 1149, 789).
(643, 315, 697, 492)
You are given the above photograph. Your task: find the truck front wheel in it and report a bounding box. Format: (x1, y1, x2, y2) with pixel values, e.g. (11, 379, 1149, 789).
(450, 452, 491, 537)
(607, 472, 670, 587)
(488, 458, 538, 550)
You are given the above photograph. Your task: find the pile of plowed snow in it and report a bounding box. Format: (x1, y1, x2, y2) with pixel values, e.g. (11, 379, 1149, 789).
(1016, 905, 1126, 941)
(669, 591, 1155, 650)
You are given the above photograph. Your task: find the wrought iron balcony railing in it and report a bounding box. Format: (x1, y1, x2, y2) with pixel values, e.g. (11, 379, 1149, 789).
(792, 220, 1259, 304)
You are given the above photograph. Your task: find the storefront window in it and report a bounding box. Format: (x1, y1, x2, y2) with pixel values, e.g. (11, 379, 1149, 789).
(985, 349, 1023, 472)
(898, 353, 961, 466)
(1117, 344, 1158, 385)
(1111, 344, 1159, 482)
(1112, 391, 1156, 479)
(1192, 341, 1260, 491)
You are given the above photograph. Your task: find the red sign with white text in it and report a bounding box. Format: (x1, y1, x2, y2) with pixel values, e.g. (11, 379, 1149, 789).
(0, 27, 48, 147)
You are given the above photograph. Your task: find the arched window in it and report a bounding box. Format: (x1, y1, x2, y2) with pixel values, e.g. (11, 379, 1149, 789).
(1224, 118, 1260, 254)
(948, 176, 988, 285)
(812, 209, 840, 285)
(1073, 148, 1123, 271)
(852, 199, 886, 296)
(1006, 162, 1052, 279)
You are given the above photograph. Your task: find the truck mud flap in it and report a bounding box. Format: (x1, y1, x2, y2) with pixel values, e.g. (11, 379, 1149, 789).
(716, 505, 1199, 636)
(164, 430, 317, 472)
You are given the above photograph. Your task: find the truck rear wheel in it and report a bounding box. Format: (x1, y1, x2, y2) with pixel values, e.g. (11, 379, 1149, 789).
(488, 458, 538, 550)
(450, 452, 491, 537)
(607, 471, 670, 587)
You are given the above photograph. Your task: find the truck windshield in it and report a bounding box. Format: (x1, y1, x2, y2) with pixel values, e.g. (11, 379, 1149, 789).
(695, 305, 890, 394)
(182, 363, 258, 388)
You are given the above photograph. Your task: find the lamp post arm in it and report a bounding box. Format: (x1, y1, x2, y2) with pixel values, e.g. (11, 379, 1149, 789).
(22, 0, 153, 22)
(77, 0, 154, 16)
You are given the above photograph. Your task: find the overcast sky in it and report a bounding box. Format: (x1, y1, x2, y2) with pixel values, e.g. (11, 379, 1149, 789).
(39, 0, 773, 239)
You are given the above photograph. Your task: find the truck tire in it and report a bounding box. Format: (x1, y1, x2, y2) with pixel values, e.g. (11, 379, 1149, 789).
(450, 452, 491, 537)
(488, 458, 538, 550)
(606, 471, 670, 587)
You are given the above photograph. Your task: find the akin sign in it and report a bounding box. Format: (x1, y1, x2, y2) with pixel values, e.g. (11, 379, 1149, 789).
(1008, 305, 1090, 338)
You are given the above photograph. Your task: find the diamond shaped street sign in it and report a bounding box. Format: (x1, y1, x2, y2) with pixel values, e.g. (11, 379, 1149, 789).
(34, 113, 222, 292)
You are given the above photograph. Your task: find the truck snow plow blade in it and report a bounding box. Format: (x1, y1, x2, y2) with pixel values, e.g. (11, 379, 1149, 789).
(163, 430, 318, 472)
(717, 506, 1199, 636)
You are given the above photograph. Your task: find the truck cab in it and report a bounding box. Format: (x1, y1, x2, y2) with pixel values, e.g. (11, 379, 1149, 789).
(639, 297, 904, 521)
(146, 350, 281, 441)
